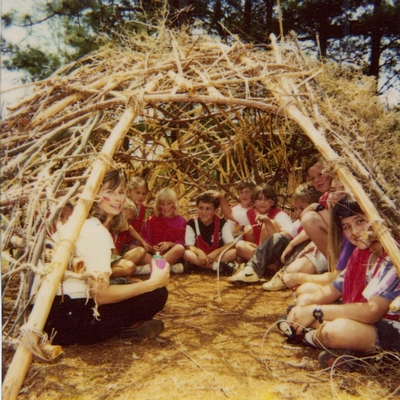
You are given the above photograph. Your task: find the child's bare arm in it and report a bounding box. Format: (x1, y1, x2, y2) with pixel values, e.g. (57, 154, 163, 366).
(281, 230, 310, 263)
(128, 226, 150, 250)
(204, 190, 236, 222)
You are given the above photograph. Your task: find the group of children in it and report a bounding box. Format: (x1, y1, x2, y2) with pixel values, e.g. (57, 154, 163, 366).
(44, 157, 400, 371)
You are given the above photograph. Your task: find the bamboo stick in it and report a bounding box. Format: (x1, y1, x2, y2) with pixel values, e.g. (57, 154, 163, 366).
(269, 33, 400, 275)
(30, 94, 82, 128)
(2, 107, 137, 400)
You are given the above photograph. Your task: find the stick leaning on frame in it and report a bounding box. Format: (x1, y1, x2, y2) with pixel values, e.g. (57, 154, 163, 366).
(2, 107, 138, 400)
(268, 33, 400, 278)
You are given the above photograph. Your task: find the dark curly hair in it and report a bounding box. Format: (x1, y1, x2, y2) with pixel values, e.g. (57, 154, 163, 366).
(196, 193, 220, 209)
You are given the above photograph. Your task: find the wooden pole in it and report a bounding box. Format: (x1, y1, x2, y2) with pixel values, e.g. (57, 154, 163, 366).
(2, 107, 137, 400)
(268, 34, 400, 275)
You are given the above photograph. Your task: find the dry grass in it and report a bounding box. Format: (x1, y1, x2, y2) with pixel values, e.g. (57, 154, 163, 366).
(3, 271, 399, 400)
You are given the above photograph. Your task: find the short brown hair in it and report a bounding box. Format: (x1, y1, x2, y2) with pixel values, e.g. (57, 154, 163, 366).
(252, 184, 277, 203)
(235, 179, 256, 192)
(196, 193, 220, 209)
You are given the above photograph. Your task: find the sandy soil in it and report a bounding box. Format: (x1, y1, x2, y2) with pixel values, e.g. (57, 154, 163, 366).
(3, 270, 399, 400)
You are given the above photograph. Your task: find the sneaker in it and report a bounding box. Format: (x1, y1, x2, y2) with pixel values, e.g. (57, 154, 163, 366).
(318, 350, 359, 372)
(285, 333, 315, 348)
(119, 319, 164, 340)
(135, 264, 151, 275)
(277, 319, 297, 337)
(277, 318, 314, 348)
(262, 270, 286, 291)
(171, 263, 184, 273)
(226, 265, 259, 283)
(218, 262, 236, 276)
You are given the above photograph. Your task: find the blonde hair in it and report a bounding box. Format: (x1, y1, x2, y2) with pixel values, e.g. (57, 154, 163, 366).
(292, 183, 321, 204)
(123, 198, 138, 215)
(154, 188, 180, 217)
(127, 176, 148, 192)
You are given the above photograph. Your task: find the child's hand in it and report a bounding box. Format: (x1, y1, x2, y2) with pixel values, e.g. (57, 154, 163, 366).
(296, 242, 316, 259)
(206, 255, 216, 265)
(282, 272, 298, 289)
(198, 252, 208, 266)
(155, 242, 170, 253)
(141, 240, 151, 252)
(204, 190, 222, 198)
(149, 260, 170, 288)
(243, 224, 253, 234)
(256, 214, 268, 224)
(287, 304, 315, 335)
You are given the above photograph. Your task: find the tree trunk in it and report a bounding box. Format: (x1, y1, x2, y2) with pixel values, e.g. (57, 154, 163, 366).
(367, 0, 382, 83)
(243, 0, 252, 35)
(265, 0, 274, 31)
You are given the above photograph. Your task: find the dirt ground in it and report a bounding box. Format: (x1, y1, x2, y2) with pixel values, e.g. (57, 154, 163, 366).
(3, 270, 400, 400)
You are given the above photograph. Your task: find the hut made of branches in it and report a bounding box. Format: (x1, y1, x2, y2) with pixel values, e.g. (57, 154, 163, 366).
(2, 24, 400, 357)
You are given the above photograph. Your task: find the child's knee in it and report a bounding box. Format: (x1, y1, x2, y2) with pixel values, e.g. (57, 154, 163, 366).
(173, 244, 185, 256)
(300, 210, 322, 226)
(314, 319, 348, 348)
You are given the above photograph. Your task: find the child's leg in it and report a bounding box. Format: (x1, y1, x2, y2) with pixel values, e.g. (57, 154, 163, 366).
(300, 209, 330, 257)
(247, 233, 291, 277)
(163, 244, 185, 265)
(294, 281, 322, 296)
(124, 247, 146, 266)
(220, 248, 237, 263)
(183, 249, 211, 268)
(142, 252, 153, 265)
(111, 258, 136, 277)
(285, 257, 317, 274)
(313, 318, 377, 351)
(236, 240, 257, 262)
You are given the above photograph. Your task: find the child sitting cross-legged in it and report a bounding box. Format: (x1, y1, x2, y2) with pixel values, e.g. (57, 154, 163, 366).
(277, 195, 400, 370)
(126, 177, 152, 242)
(184, 193, 237, 275)
(211, 185, 293, 263)
(281, 176, 353, 294)
(227, 183, 320, 284)
(225, 179, 256, 239)
(110, 198, 151, 280)
(141, 188, 186, 273)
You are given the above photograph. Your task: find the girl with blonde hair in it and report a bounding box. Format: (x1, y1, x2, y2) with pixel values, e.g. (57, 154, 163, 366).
(141, 188, 186, 272)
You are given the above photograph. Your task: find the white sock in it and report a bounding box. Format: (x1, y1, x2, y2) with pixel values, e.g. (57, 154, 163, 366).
(304, 330, 317, 347)
(212, 262, 219, 271)
(135, 264, 150, 275)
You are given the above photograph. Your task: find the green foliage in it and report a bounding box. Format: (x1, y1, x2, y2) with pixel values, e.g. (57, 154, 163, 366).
(1, 0, 399, 94)
(3, 45, 61, 82)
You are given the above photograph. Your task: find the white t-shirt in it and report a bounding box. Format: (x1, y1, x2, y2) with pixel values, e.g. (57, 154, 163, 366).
(226, 204, 251, 237)
(287, 219, 302, 239)
(55, 217, 114, 299)
(273, 211, 294, 236)
(185, 218, 234, 247)
(231, 204, 251, 226)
